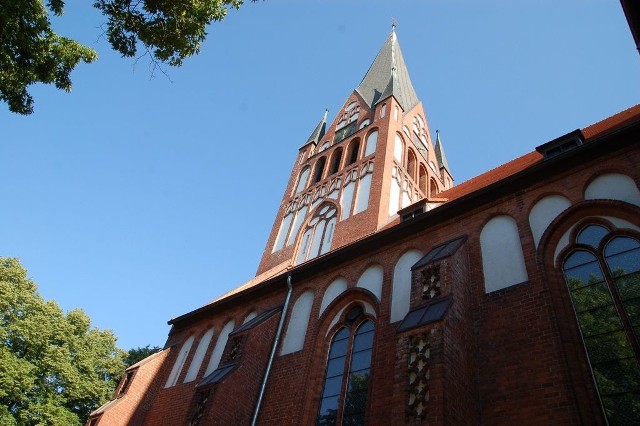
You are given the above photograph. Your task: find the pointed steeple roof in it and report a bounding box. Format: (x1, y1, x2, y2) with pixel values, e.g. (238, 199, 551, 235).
(356, 28, 420, 112)
(302, 110, 328, 147)
(434, 130, 450, 171)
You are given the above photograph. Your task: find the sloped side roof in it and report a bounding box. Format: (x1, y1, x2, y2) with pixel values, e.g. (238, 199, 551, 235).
(436, 151, 543, 202)
(356, 30, 419, 111)
(582, 104, 640, 139)
(438, 104, 640, 203)
(171, 104, 640, 325)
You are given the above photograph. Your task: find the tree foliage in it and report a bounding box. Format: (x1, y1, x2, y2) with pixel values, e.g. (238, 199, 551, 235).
(0, 0, 98, 115)
(123, 344, 161, 368)
(0, 258, 125, 425)
(94, 0, 244, 66)
(1, 0, 252, 115)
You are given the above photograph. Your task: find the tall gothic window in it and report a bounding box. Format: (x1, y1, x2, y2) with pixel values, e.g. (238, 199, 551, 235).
(317, 306, 375, 426)
(295, 204, 337, 265)
(561, 224, 640, 424)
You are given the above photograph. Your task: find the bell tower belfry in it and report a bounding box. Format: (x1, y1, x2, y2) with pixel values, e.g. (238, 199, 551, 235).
(256, 28, 453, 275)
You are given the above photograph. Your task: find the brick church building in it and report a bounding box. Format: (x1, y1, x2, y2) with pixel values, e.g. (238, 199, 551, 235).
(89, 21, 640, 426)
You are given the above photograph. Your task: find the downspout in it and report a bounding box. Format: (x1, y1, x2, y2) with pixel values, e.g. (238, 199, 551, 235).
(251, 273, 293, 426)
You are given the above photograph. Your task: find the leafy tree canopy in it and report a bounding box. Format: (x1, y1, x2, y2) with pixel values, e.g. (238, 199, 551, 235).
(0, 257, 125, 425)
(123, 344, 162, 368)
(1, 0, 250, 115)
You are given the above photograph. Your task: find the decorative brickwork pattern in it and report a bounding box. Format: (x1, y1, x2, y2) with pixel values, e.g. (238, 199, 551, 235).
(407, 333, 430, 419)
(188, 389, 212, 426)
(223, 335, 244, 364)
(421, 265, 441, 299)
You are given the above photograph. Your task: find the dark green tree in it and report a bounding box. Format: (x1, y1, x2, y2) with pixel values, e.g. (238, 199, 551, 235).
(1, 0, 253, 115)
(0, 257, 125, 425)
(123, 345, 162, 368)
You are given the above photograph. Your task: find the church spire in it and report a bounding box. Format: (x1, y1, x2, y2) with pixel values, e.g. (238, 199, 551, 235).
(303, 109, 328, 147)
(356, 27, 419, 112)
(434, 130, 450, 171)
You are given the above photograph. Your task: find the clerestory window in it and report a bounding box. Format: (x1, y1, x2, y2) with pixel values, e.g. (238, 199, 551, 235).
(561, 224, 640, 424)
(317, 306, 375, 426)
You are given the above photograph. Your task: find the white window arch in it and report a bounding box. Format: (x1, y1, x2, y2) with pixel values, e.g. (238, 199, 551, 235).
(204, 321, 235, 376)
(356, 264, 383, 301)
(394, 134, 404, 164)
(184, 329, 215, 383)
(165, 335, 194, 387)
(391, 250, 423, 323)
(480, 215, 528, 293)
(294, 167, 310, 195)
(364, 130, 378, 157)
(295, 204, 338, 264)
(585, 173, 640, 207)
(320, 278, 348, 316)
(281, 290, 315, 355)
(528, 195, 571, 248)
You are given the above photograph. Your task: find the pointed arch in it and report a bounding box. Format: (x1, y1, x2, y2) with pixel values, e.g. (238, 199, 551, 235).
(528, 194, 572, 248)
(347, 138, 361, 165)
(281, 290, 315, 355)
(480, 215, 528, 293)
(316, 303, 376, 425)
(204, 320, 235, 376)
(165, 335, 194, 387)
(356, 264, 384, 301)
(364, 130, 378, 157)
(294, 166, 310, 195)
(320, 278, 348, 316)
(295, 202, 338, 265)
(184, 328, 215, 383)
(394, 134, 405, 164)
(407, 148, 417, 181)
(391, 250, 423, 323)
(560, 224, 640, 424)
(430, 177, 439, 197)
(330, 147, 343, 175)
(313, 157, 327, 184)
(419, 165, 427, 194)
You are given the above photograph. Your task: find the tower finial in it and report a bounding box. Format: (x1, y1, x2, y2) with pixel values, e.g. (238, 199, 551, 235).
(391, 17, 398, 31)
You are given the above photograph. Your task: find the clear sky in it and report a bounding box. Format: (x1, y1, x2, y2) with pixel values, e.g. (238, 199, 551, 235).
(1, 1, 638, 350)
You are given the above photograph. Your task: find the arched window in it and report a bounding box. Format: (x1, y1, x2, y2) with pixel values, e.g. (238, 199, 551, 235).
(430, 178, 438, 197)
(184, 328, 215, 383)
(317, 306, 375, 426)
(364, 130, 377, 157)
(419, 165, 427, 194)
(347, 139, 360, 165)
(406, 148, 417, 181)
(165, 335, 194, 388)
(393, 134, 404, 164)
(330, 148, 343, 175)
(562, 224, 640, 424)
(294, 167, 310, 195)
(313, 157, 327, 184)
(295, 204, 337, 265)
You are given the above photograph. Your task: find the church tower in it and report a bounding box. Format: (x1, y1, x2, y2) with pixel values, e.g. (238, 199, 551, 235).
(257, 28, 453, 275)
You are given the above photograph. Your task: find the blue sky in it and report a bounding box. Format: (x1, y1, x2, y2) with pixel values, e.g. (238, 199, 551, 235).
(1, 1, 638, 350)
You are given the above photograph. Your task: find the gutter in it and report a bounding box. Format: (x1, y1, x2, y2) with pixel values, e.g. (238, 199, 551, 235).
(251, 273, 293, 426)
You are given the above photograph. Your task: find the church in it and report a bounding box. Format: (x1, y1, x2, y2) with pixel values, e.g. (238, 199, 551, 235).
(88, 22, 640, 426)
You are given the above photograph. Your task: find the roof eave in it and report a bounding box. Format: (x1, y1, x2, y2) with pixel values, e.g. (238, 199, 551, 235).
(169, 113, 640, 329)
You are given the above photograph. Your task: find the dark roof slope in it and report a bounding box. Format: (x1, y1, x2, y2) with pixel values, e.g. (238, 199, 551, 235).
(356, 29, 420, 112)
